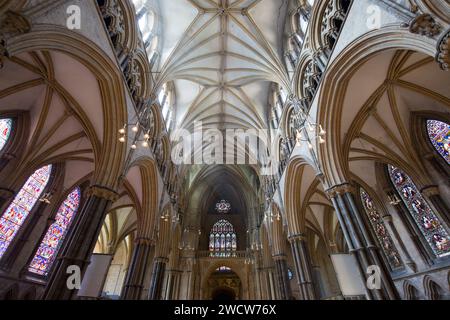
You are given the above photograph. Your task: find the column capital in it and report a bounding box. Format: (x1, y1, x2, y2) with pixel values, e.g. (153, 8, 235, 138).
(154, 256, 169, 264)
(134, 237, 154, 246)
(0, 10, 31, 68)
(288, 233, 306, 243)
(325, 183, 356, 198)
(85, 185, 119, 201)
(420, 185, 440, 197)
(272, 253, 287, 261)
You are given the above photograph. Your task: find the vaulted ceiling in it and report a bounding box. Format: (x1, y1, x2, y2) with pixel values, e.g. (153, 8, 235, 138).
(155, 0, 290, 133)
(150, 0, 291, 218)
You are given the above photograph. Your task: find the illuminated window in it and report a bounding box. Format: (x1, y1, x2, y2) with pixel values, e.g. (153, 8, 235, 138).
(360, 188, 403, 269)
(427, 119, 450, 165)
(0, 118, 12, 152)
(215, 200, 231, 214)
(216, 266, 231, 272)
(287, 268, 294, 280)
(389, 165, 450, 257)
(209, 219, 236, 257)
(0, 165, 52, 259)
(29, 187, 81, 276)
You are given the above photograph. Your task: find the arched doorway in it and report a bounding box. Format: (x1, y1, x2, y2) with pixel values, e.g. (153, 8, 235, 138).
(206, 266, 241, 300)
(212, 287, 236, 300)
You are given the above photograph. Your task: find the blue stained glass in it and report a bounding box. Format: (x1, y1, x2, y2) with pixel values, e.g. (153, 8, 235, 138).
(287, 268, 294, 280)
(427, 120, 450, 164)
(29, 187, 81, 276)
(0, 165, 52, 259)
(389, 165, 450, 258)
(360, 188, 403, 269)
(209, 219, 236, 257)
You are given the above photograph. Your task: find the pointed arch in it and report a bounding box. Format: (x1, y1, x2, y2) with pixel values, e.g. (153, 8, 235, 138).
(423, 276, 443, 300)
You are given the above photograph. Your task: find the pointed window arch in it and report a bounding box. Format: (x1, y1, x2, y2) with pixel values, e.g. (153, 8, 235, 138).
(28, 187, 81, 275)
(388, 165, 450, 258)
(209, 219, 237, 257)
(0, 165, 52, 259)
(0, 118, 13, 152)
(426, 119, 450, 165)
(360, 188, 403, 270)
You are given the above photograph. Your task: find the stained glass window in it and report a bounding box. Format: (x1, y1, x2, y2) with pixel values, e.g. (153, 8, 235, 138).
(216, 266, 231, 272)
(28, 187, 81, 276)
(209, 219, 236, 257)
(427, 120, 450, 165)
(360, 188, 403, 270)
(215, 200, 231, 214)
(0, 118, 13, 152)
(0, 165, 52, 259)
(287, 268, 294, 280)
(388, 165, 450, 258)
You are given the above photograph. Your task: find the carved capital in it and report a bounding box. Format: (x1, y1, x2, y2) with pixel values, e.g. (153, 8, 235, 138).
(326, 183, 356, 198)
(272, 253, 287, 261)
(154, 256, 169, 264)
(288, 233, 306, 243)
(134, 237, 154, 246)
(85, 185, 119, 202)
(0, 10, 31, 68)
(436, 28, 450, 71)
(407, 13, 442, 38)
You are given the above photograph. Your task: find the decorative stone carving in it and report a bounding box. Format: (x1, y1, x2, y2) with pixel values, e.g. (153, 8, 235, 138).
(85, 185, 119, 201)
(99, 0, 125, 51)
(0, 10, 31, 68)
(407, 13, 442, 38)
(436, 28, 449, 71)
(325, 183, 356, 198)
(302, 60, 322, 104)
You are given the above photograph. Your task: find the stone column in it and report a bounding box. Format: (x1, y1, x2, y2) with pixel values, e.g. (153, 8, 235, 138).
(164, 269, 181, 300)
(267, 267, 278, 299)
(121, 238, 153, 300)
(288, 234, 316, 300)
(42, 185, 118, 300)
(148, 257, 168, 300)
(327, 184, 399, 300)
(273, 254, 292, 300)
(253, 253, 263, 300)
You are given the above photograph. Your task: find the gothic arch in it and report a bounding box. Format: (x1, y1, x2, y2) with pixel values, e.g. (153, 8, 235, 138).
(403, 280, 419, 300)
(284, 156, 327, 236)
(125, 157, 159, 239)
(6, 25, 129, 189)
(423, 275, 444, 300)
(316, 27, 437, 188)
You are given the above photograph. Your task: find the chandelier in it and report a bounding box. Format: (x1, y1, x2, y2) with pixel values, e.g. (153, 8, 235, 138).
(118, 99, 155, 150)
(215, 200, 231, 213)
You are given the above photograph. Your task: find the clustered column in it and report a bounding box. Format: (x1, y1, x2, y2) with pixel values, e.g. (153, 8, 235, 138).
(121, 237, 153, 300)
(272, 254, 292, 300)
(288, 234, 316, 300)
(43, 185, 118, 300)
(327, 183, 398, 300)
(148, 257, 168, 300)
